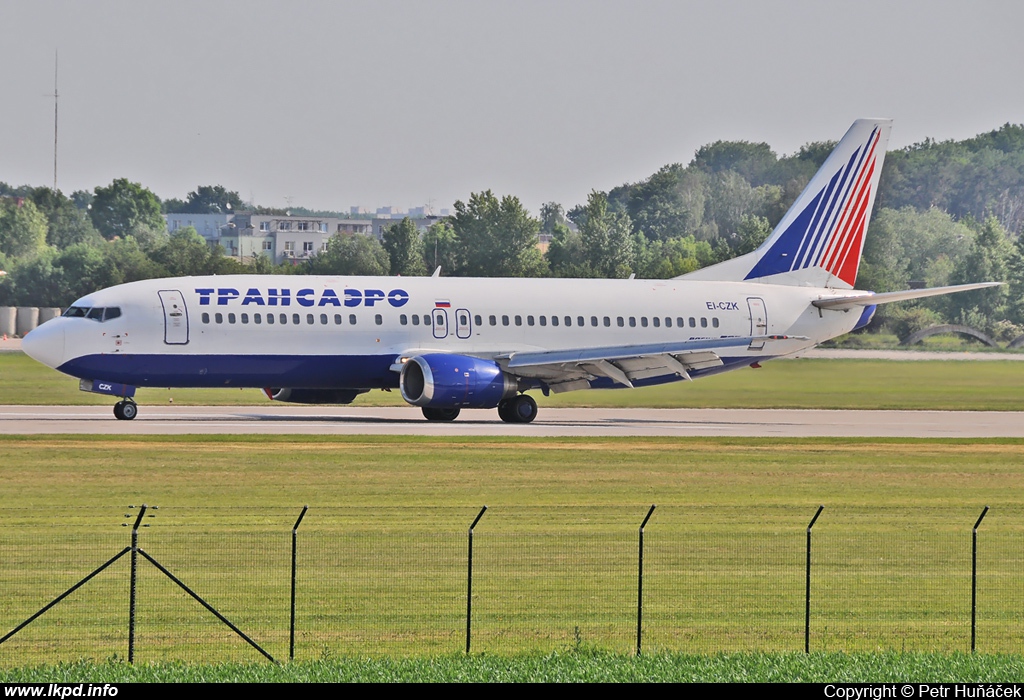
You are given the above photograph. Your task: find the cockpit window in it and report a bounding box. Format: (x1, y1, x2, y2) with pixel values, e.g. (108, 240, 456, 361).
(62, 306, 122, 322)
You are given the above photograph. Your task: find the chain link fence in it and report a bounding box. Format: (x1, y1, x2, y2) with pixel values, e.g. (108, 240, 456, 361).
(0, 505, 1021, 664)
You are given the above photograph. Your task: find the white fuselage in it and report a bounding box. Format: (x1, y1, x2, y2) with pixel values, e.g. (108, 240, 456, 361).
(23, 274, 867, 394)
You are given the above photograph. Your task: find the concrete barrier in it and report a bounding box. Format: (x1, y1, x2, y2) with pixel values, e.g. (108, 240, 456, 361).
(37, 307, 62, 325)
(0, 307, 14, 338)
(15, 307, 39, 337)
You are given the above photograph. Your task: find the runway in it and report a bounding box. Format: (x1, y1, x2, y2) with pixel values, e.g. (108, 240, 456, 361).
(2, 405, 1022, 437)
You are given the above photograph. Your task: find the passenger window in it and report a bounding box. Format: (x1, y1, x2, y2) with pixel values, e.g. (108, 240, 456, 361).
(541, 316, 549, 327)
(306, 314, 314, 325)
(689, 317, 696, 328)
(255, 313, 262, 324)
(591, 316, 598, 327)
(653, 317, 660, 327)
(280, 314, 287, 324)
(503, 315, 510, 326)
(489, 315, 497, 326)
(349, 314, 357, 325)
(665, 317, 672, 328)
(423, 315, 431, 325)
(701, 317, 708, 328)
(412, 314, 419, 326)
(629, 317, 636, 327)
(215, 313, 223, 324)
(604, 316, 610, 327)
(677, 317, 684, 327)
(320, 314, 328, 325)
(436, 315, 444, 327)
(617, 317, 624, 327)
(375, 314, 383, 325)
(202, 312, 210, 324)
(641, 317, 648, 327)
(228, 313, 236, 324)
(400, 314, 408, 325)
(576, 316, 583, 327)
(292, 314, 300, 325)
(515, 316, 522, 326)
(712, 317, 720, 328)
(475, 315, 482, 326)
(334, 314, 342, 325)
(267, 314, 275, 325)
(241, 313, 249, 324)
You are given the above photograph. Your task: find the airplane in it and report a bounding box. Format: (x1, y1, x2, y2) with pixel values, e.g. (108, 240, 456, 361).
(22, 118, 1000, 422)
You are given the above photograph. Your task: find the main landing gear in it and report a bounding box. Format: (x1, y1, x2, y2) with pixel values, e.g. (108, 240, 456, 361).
(422, 407, 461, 422)
(497, 394, 538, 424)
(113, 400, 138, 421)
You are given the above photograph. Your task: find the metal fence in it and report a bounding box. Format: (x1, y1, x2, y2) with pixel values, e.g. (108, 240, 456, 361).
(0, 504, 1021, 664)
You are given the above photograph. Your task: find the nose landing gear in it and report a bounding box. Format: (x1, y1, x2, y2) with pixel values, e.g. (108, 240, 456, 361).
(113, 400, 138, 421)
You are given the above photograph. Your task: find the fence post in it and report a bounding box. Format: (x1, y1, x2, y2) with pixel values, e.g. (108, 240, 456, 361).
(127, 504, 148, 664)
(805, 505, 824, 654)
(636, 504, 656, 656)
(971, 505, 989, 653)
(290, 505, 308, 662)
(465, 505, 487, 654)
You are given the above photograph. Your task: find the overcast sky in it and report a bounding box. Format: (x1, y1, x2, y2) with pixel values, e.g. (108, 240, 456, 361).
(1, 0, 1022, 215)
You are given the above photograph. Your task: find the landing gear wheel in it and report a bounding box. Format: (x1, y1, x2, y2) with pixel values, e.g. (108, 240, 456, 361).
(497, 398, 515, 423)
(422, 407, 461, 422)
(510, 394, 538, 424)
(114, 400, 137, 421)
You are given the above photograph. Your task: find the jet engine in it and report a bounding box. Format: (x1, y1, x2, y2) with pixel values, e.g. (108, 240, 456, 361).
(399, 354, 518, 409)
(264, 388, 366, 404)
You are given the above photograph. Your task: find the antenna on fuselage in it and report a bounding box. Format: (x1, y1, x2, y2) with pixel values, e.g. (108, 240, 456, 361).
(432, 266, 441, 278)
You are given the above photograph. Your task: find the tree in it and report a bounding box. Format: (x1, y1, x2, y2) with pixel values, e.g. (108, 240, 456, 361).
(166, 185, 245, 214)
(148, 227, 220, 277)
(90, 179, 165, 240)
(27, 187, 102, 249)
(307, 233, 390, 276)
(421, 220, 461, 274)
(0, 197, 48, 258)
(451, 190, 546, 277)
(539, 202, 566, 234)
(577, 191, 634, 277)
(382, 218, 427, 276)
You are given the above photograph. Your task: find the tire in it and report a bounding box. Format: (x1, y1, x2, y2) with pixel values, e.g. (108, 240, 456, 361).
(511, 394, 537, 424)
(118, 401, 138, 421)
(113, 402, 124, 420)
(422, 407, 460, 422)
(497, 399, 515, 423)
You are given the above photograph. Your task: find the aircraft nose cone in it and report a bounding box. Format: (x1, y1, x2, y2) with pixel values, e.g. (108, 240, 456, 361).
(21, 320, 65, 369)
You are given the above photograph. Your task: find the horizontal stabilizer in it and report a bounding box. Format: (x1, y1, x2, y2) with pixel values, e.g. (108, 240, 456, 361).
(812, 282, 1003, 310)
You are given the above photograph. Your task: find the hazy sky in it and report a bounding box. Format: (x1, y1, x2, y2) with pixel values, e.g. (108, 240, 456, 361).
(2, 0, 1022, 215)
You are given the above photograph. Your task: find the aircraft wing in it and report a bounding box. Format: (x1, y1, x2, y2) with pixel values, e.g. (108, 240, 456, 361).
(499, 335, 803, 392)
(813, 282, 1003, 311)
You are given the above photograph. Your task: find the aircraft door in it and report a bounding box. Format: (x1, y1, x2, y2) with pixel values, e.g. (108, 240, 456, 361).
(432, 308, 449, 339)
(455, 308, 472, 339)
(747, 297, 767, 350)
(158, 290, 189, 345)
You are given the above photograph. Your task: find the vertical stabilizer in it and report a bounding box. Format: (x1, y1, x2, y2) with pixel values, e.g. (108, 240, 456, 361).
(680, 118, 892, 288)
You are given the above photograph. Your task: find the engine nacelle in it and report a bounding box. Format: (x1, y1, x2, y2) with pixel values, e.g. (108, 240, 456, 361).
(399, 354, 518, 409)
(264, 388, 366, 404)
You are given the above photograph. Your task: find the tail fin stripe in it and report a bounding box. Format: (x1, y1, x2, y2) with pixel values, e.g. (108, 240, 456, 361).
(820, 129, 880, 273)
(822, 135, 878, 274)
(798, 146, 864, 271)
(807, 130, 876, 269)
(835, 199, 871, 283)
(828, 160, 874, 276)
(793, 161, 849, 270)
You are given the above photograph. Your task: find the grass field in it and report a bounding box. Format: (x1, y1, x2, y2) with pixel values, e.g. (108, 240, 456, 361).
(3, 652, 1024, 683)
(4, 351, 1024, 409)
(1, 436, 1023, 667)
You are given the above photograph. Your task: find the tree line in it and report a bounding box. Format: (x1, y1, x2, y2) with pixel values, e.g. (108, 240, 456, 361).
(2, 123, 1024, 339)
